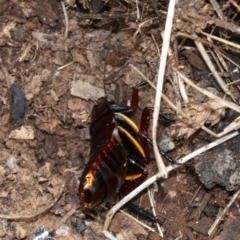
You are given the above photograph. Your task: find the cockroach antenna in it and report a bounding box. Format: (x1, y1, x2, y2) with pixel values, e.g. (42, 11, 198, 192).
(103, 26, 112, 99)
(103, 53, 108, 98)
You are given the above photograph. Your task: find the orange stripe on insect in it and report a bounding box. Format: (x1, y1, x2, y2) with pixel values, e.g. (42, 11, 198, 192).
(125, 173, 142, 181)
(117, 125, 145, 158)
(114, 112, 139, 133)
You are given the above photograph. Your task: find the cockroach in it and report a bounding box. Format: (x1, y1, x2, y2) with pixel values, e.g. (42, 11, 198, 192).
(79, 81, 172, 210)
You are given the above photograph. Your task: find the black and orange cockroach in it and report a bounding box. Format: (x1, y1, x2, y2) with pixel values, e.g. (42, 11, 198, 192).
(78, 81, 172, 210)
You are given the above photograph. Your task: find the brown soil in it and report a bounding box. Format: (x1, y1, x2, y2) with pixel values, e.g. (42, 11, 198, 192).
(1, 0, 240, 239)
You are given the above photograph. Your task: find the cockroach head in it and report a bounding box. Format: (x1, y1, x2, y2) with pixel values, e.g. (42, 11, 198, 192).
(79, 168, 106, 208)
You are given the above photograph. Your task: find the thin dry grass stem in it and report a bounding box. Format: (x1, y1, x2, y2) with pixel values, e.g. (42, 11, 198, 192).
(152, 0, 177, 179)
(103, 131, 239, 231)
(227, 79, 240, 85)
(217, 116, 240, 137)
(130, 64, 219, 137)
(102, 231, 118, 240)
(165, 36, 186, 108)
(151, 33, 161, 57)
(228, 0, 240, 11)
(215, 20, 240, 35)
(152, 34, 186, 111)
(178, 75, 189, 104)
(184, 184, 202, 214)
(148, 188, 164, 237)
(193, 34, 235, 101)
(57, 61, 74, 70)
(209, 43, 229, 73)
(207, 45, 228, 75)
(201, 31, 240, 50)
(18, 43, 32, 62)
(115, 0, 128, 10)
(140, 3, 145, 22)
(208, 189, 240, 236)
(135, 0, 140, 20)
(51, 208, 76, 233)
(133, 17, 159, 38)
(103, 208, 156, 240)
(177, 32, 206, 44)
(209, 0, 224, 19)
(177, 31, 240, 53)
(61, 0, 69, 50)
(207, 36, 237, 76)
(175, 231, 183, 240)
(120, 210, 155, 232)
(178, 71, 240, 113)
(169, 56, 186, 108)
(217, 50, 240, 71)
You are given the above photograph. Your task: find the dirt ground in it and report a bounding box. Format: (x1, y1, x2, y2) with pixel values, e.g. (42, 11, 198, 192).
(1, 0, 240, 239)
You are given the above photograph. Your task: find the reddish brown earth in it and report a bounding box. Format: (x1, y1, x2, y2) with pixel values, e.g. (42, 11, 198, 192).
(1, 1, 240, 239)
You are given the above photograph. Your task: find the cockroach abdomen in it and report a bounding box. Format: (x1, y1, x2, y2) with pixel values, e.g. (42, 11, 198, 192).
(9, 83, 25, 125)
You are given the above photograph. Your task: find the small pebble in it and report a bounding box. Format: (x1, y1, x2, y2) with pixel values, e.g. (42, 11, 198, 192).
(9, 83, 25, 125)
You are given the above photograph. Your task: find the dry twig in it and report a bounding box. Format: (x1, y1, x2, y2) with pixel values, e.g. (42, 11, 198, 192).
(193, 33, 235, 101)
(209, 0, 224, 19)
(130, 64, 219, 137)
(102, 230, 118, 240)
(135, 0, 140, 20)
(208, 190, 240, 236)
(51, 208, 76, 233)
(201, 31, 240, 50)
(148, 188, 164, 237)
(61, 0, 69, 50)
(178, 72, 240, 113)
(133, 18, 159, 38)
(228, 0, 240, 12)
(190, 193, 211, 220)
(152, 0, 177, 179)
(57, 61, 74, 70)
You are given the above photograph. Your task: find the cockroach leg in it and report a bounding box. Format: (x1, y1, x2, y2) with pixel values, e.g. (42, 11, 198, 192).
(138, 106, 176, 164)
(110, 81, 174, 122)
(110, 81, 147, 115)
(119, 158, 148, 198)
(144, 136, 178, 164)
(125, 202, 167, 229)
(145, 106, 174, 122)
